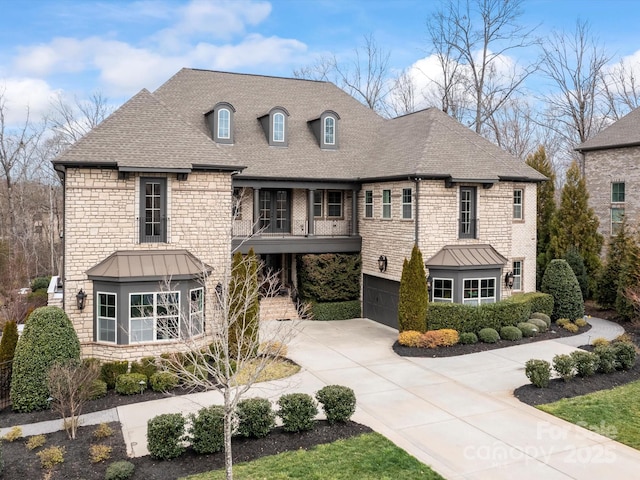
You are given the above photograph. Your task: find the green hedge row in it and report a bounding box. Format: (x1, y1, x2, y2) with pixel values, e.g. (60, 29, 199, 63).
(311, 300, 361, 321)
(296, 253, 361, 302)
(427, 292, 554, 333)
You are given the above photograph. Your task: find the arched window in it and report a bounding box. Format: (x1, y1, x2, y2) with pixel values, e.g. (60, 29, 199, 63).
(218, 108, 230, 139)
(273, 112, 285, 143)
(324, 116, 335, 145)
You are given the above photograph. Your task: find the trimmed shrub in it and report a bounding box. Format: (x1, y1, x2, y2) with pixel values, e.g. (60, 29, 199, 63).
(477, 301, 530, 330)
(541, 259, 584, 321)
(26, 434, 46, 450)
(89, 443, 112, 463)
(595, 345, 617, 373)
(552, 354, 575, 381)
(562, 322, 579, 333)
(37, 445, 65, 469)
(236, 398, 275, 438)
(31, 276, 51, 292)
(316, 385, 356, 424)
(297, 253, 361, 302)
(525, 359, 551, 388)
(530, 312, 551, 328)
(555, 318, 570, 327)
(527, 318, 548, 332)
(311, 300, 361, 320)
(101, 361, 129, 390)
(422, 329, 459, 348)
(189, 405, 224, 454)
(3, 426, 21, 442)
(10, 307, 81, 412)
(459, 332, 478, 345)
(89, 379, 108, 400)
(277, 393, 318, 432)
(564, 246, 589, 300)
(398, 245, 428, 332)
(574, 317, 588, 328)
(0, 320, 19, 363)
(398, 331, 424, 348)
(478, 328, 500, 343)
(500, 325, 523, 341)
(150, 371, 179, 392)
(614, 333, 633, 344)
(105, 460, 136, 480)
(115, 373, 148, 395)
(571, 351, 598, 377)
(517, 322, 538, 337)
(130, 357, 157, 381)
(613, 342, 636, 370)
(147, 413, 186, 460)
(93, 423, 114, 439)
(591, 337, 610, 347)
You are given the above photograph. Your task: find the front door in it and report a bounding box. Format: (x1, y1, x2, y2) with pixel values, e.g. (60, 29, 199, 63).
(259, 190, 290, 233)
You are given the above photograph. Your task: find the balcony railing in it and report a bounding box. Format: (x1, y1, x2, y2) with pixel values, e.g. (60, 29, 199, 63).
(233, 219, 353, 237)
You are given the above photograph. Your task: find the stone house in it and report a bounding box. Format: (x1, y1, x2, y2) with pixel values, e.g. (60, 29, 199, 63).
(53, 68, 544, 360)
(576, 107, 640, 242)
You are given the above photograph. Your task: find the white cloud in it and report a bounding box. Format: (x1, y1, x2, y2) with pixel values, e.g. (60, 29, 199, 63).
(0, 78, 60, 126)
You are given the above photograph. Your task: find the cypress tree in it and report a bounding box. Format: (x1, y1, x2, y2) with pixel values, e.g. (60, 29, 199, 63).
(541, 259, 584, 321)
(564, 246, 588, 300)
(397, 244, 428, 332)
(615, 234, 640, 321)
(549, 161, 603, 296)
(596, 220, 635, 309)
(228, 250, 259, 358)
(0, 321, 19, 363)
(526, 146, 556, 290)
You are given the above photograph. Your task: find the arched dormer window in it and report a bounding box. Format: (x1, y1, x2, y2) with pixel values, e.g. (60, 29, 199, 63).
(258, 107, 290, 147)
(205, 102, 235, 144)
(324, 116, 335, 145)
(308, 110, 339, 149)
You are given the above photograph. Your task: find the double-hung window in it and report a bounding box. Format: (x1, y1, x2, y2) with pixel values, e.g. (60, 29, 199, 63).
(512, 260, 522, 291)
(313, 191, 323, 217)
(97, 292, 116, 343)
(382, 189, 391, 218)
(364, 190, 373, 218)
(611, 182, 625, 235)
(459, 187, 477, 239)
(513, 189, 523, 220)
(130, 291, 180, 343)
(327, 191, 342, 217)
(402, 188, 412, 219)
(140, 178, 167, 243)
(189, 288, 204, 336)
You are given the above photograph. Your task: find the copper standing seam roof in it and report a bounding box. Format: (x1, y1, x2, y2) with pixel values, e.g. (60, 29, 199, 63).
(425, 244, 508, 269)
(86, 250, 211, 282)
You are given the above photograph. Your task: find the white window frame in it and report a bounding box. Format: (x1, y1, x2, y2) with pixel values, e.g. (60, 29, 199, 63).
(218, 108, 230, 139)
(513, 189, 523, 220)
(324, 116, 335, 145)
(129, 291, 180, 343)
(382, 189, 391, 219)
(432, 278, 454, 303)
(189, 287, 204, 337)
(364, 190, 373, 218)
(512, 260, 522, 292)
(462, 278, 496, 305)
(402, 188, 412, 219)
(97, 292, 117, 343)
(273, 112, 285, 143)
(611, 207, 625, 235)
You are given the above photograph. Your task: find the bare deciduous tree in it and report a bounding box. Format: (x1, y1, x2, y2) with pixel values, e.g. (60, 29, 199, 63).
(602, 58, 640, 121)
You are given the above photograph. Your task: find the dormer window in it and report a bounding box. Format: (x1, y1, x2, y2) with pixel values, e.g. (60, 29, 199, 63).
(258, 107, 289, 147)
(308, 110, 339, 150)
(205, 102, 235, 144)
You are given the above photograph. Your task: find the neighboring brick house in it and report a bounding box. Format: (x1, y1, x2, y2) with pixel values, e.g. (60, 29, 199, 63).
(53, 68, 544, 360)
(576, 107, 640, 243)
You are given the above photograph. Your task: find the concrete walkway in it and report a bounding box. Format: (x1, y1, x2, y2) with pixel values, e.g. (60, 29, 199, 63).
(4, 317, 640, 479)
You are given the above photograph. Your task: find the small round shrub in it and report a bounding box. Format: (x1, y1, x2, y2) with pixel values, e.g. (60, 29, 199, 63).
(500, 326, 522, 341)
(552, 354, 575, 381)
(574, 317, 588, 327)
(147, 413, 185, 460)
(277, 393, 318, 432)
(316, 385, 356, 424)
(527, 318, 548, 332)
(100, 361, 129, 390)
(613, 342, 636, 370)
(555, 318, 570, 327)
(398, 331, 424, 348)
(562, 322, 579, 333)
(478, 328, 500, 343)
(517, 322, 538, 338)
(422, 329, 459, 348)
(570, 350, 599, 377)
(525, 359, 551, 388)
(31, 276, 51, 292)
(459, 332, 478, 345)
(189, 405, 224, 454)
(37, 445, 65, 469)
(530, 312, 551, 328)
(130, 357, 158, 380)
(541, 259, 584, 321)
(10, 306, 81, 412)
(115, 373, 148, 395)
(595, 345, 617, 373)
(150, 371, 179, 392)
(89, 379, 108, 400)
(591, 337, 610, 347)
(237, 397, 275, 438)
(105, 460, 135, 480)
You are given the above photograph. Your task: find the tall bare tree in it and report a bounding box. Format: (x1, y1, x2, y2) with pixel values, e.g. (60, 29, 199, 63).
(385, 68, 417, 117)
(602, 58, 640, 121)
(427, 0, 538, 134)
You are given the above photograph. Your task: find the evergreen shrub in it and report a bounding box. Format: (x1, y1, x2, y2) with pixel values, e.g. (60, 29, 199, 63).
(89, 379, 108, 400)
(311, 300, 361, 320)
(422, 329, 459, 348)
(189, 405, 224, 454)
(525, 359, 551, 388)
(150, 372, 179, 392)
(570, 351, 598, 377)
(277, 393, 318, 432)
(541, 259, 584, 321)
(527, 318, 548, 332)
(398, 331, 424, 348)
(613, 342, 636, 370)
(500, 325, 523, 341)
(478, 328, 500, 343)
(595, 345, 617, 373)
(398, 245, 428, 332)
(130, 357, 157, 380)
(459, 332, 478, 344)
(147, 413, 186, 460)
(517, 322, 538, 337)
(105, 461, 135, 480)
(316, 385, 356, 424)
(552, 354, 575, 381)
(530, 312, 551, 328)
(236, 398, 275, 438)
(115, 373, 148, 395)
(101, 361, 129, 390)
(297, 253, 361, 302)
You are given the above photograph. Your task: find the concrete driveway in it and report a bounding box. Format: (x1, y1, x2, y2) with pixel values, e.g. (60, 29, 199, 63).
(285, 318, 640, 480)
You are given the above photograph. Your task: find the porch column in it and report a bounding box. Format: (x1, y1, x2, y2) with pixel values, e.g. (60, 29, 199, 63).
(253, 188, 260, 234)
(307, 189, 315, 236)
(351, 188, 358, 236)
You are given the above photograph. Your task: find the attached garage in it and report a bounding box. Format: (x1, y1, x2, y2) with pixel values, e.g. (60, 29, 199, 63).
(362, 274, 399, 329)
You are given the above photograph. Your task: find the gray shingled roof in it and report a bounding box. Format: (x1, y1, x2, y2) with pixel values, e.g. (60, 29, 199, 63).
(53, 68, 545, 182)
(425, 244, 508, 269)
(577, 107, 640, 151)
(53, 88, 245, 171)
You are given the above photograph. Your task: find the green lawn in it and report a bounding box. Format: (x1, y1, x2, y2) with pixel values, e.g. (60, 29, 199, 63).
(538, 380, 640, 450)
(181, 432, 444, 480)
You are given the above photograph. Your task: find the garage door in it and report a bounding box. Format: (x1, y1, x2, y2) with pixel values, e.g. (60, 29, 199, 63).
(362, 274, 399, 329)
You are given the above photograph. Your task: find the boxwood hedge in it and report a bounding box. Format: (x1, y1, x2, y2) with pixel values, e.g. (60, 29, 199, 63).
(311, 300, 361, 320)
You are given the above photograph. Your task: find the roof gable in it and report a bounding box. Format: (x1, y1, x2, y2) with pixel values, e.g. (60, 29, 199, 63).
(577, 107, 640, 151)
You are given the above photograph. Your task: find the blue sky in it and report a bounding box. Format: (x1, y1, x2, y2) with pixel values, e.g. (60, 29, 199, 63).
(1, 0, 640, 125)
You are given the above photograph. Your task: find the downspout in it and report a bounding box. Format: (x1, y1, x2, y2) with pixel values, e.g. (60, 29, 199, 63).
(414, 177, 420, 244)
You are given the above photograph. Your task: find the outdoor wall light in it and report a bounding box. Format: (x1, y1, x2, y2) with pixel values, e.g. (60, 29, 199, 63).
(378, 255, 388, 272)
(76, 289, 87, 310)
(505, 271, 514, 289)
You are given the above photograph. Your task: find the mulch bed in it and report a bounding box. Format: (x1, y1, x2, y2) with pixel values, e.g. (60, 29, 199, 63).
(3, 420, 372, 479)
(393, 324, 591, 358)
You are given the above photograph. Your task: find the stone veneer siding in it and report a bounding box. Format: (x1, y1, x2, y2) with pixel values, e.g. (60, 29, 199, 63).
(63, 168, 232, 361)
(359, 179, 537, 300)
